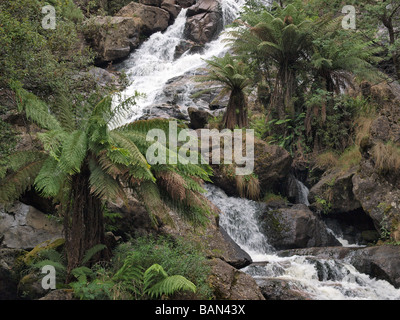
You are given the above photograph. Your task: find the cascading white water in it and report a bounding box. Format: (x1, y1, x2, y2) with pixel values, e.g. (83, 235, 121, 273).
(115, 0, 246, 123)
(205, 184, 400, 300)
(294, 178, 310, 206)
(205, 184, 274, 261)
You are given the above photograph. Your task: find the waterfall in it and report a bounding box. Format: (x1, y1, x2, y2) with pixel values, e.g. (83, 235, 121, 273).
(295, 178, 310, 206)
(205, 184, 400, 300)
(115, 0, 246, 123)
(205, 184, 274, 262)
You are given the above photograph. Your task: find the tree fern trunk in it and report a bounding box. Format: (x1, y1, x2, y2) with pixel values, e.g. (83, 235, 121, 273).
(222, 89, 248, 130)
(64, 160, 107, 281)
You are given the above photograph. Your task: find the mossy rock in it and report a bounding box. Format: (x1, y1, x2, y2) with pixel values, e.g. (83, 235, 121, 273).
(23, 238, 65, 265)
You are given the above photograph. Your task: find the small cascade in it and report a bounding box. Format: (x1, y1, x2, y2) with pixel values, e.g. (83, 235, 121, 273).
(205, 184, 274, 261)
(205, 183, 400, 300)
(294, 178, 310, 206)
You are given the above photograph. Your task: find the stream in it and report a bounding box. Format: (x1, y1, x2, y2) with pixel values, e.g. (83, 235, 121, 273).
(205, 183, 400, 300)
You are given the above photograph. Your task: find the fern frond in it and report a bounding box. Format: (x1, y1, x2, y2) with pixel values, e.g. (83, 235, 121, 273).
(34, 157, 66, 197)
(0, 156, 47, 204)
(32, 260, 67, 275)
(81, 244, 107, 265)
(143, 264, 196, 299)
(58, 130, 88, 174)
(88, 159, 126, 200)
(10, 82, 61, 131)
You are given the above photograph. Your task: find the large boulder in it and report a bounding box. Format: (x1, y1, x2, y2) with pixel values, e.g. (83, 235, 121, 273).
(348, 245, 400, 288)
(117, 2, 170, 36)
(0, 202, 63, 250)
(352, 159, 400, 239)
(253, 139, 293, 194)
(138, 0, 182, 22)
(184, 0, 223, 45)
(208, 258, 265, 300)
(308, 166, 361, 214)
(84, 16, 139, 64)
(260, 204, 341, 250)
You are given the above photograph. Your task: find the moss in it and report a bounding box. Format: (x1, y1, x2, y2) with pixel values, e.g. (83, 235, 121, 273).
(262, 209, 286, 235)
(23, 238, 65, 265)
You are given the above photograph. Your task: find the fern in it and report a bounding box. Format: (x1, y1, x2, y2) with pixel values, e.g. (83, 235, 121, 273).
(81, 244, 107, 265)
(143, 264, 196, 299)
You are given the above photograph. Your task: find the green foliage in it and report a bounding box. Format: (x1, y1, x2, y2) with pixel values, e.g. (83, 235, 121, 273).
(227, 0, 386, 156)
(112, 236, 213, 299)
(143, 264, 196, 299)
(0, 0, 93, 92)
(28, 237, 207, 300)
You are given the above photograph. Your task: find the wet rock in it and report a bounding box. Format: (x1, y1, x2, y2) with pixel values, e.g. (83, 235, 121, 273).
(161, 0, 182, 22)
(184, 0, 223, 45)
(208, 258, 265, 300)
(175, 0, 196, 8)
(219, 227, 252, 269)
(139, 104, 189, 121)
(256, 278, 312, 300)
(260, 204, 341, 250)
(348, 245, 400, 288)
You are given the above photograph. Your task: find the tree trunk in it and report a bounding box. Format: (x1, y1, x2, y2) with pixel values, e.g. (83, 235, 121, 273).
(270, 64, 296, 120)
(64, 160, 107, 281)
(382, 13, 400, 79)
(222, 89, 248, 130)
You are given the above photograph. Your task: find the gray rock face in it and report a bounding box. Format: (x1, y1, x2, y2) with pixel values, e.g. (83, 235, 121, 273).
(309, 166, 361, 214)
(84, 16, 139, 64)
(0, 202, 62, 249)
(184, 0, 223, 45)
(117, 2, 171, 36)
(260, 204, 341, 250)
